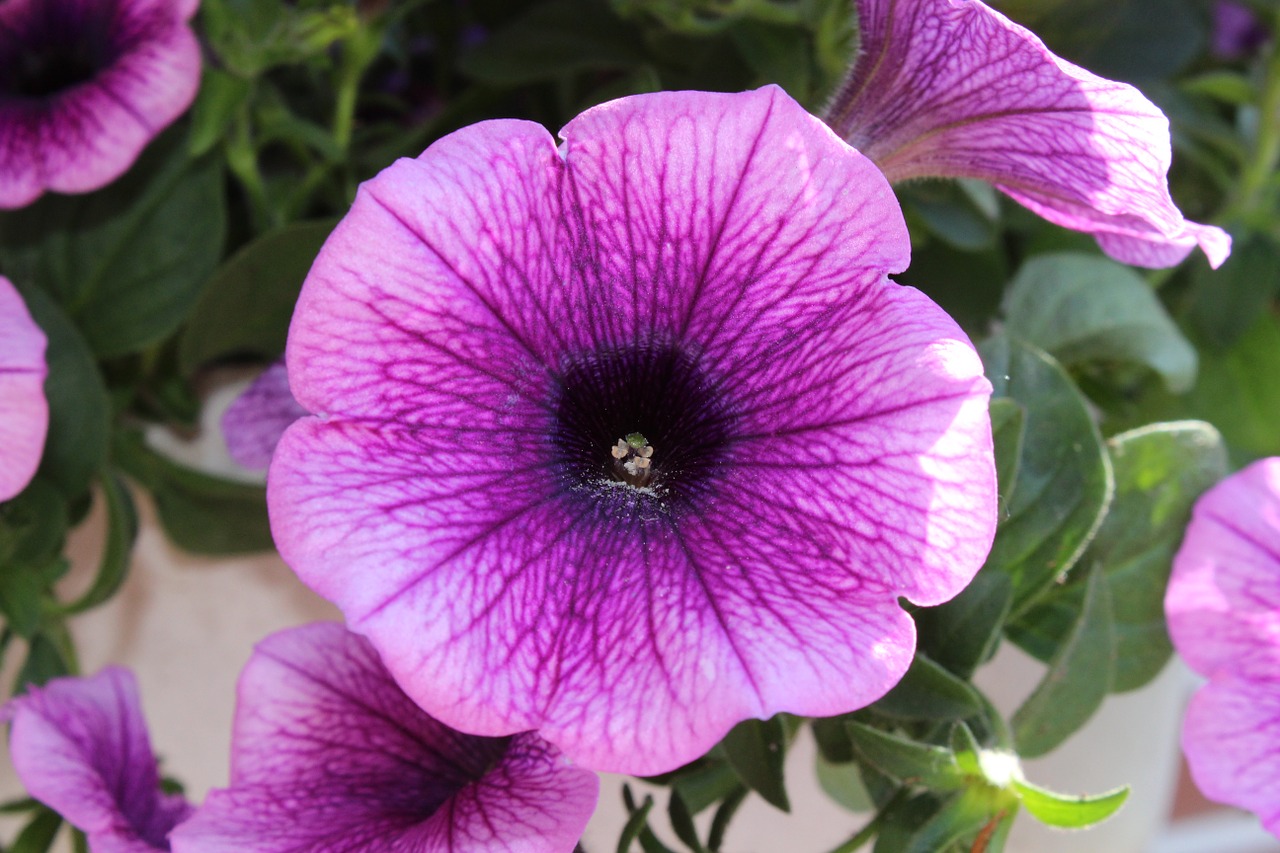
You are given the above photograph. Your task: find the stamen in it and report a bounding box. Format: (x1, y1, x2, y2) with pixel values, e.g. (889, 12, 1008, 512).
(611, 434, 655, 487)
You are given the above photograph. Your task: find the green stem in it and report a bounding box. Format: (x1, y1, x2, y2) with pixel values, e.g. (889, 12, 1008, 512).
(824, 792, 908, 853)
(227, 106, 274, 232)
(825, 815, 884, 853)
(1226, 31, 1280, 219)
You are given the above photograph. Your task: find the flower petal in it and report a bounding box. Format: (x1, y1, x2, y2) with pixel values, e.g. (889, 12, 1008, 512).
(0, 0, 201, 208)
(168, 622, 598, 853)
(273, 87, 994, 774)
(1181, 673, 1280, 836)
(0, 277, 49, 501)
(1166, 458, 1280, 679)
(5, 667, 192, 852)
(221, 362, 306, 471)
(826, 0, 1229, 268)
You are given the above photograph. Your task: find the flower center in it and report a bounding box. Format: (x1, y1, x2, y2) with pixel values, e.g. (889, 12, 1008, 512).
(611, 433, 655, 487)
(551, 342, 734, 516)
(0, 6, 122, 100)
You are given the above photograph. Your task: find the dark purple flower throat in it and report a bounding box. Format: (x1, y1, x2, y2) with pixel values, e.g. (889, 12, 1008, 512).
(551, 341, 736, 517)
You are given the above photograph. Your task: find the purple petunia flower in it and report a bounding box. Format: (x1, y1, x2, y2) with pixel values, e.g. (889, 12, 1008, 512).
(0, 276, 48, 502)
(267, 86, 998, 774)
(168, 622, 599, 853)
(1165, 458, 1280, 836)
(824, 0, 1231, 269)
(1212, 1, 1270, 60)
(4, 667, 193, 852)
(0, 0, 201, 209)
(221, 361, 307, 471)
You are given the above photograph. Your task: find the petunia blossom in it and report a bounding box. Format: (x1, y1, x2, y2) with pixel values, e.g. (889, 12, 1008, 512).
(169, 622, 599, 853)
(823, 0, 1231, 269)
(221, 361, 306, 471)
(1165, 457, 1280, 836)
(267, 85, 998, 774)
(0, 0, 201, 209)
(4, 667, 193, 852)
(1213, 1, 1269, 59)
(0, 276, 49, 502)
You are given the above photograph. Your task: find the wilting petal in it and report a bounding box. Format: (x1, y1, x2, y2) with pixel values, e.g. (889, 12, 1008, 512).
(221, 362, 306, 471)
(825, 0, 1229, 269)
(169, 622, 598, 853)
(0, 0, 201, 209)
(271, 86, 995, 774)
(0, 277, 48, 501)
(5, 668, 193, 852)
(1167, 458, 1280, 837)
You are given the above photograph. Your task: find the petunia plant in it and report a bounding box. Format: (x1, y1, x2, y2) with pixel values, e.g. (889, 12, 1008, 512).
(1, 0, 1279, 851)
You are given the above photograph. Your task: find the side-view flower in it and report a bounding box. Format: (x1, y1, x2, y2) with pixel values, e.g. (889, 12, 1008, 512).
(267, 85, 998, 775)
(170, 622, 599, 853)
(4, 667, 192, 852)
(0, 0, 201, 209)
(825, 0, 1231, 269)
(1165, 457, 1280, 837)
(221, 361, 306, 471)
(0, 276, 49, 502)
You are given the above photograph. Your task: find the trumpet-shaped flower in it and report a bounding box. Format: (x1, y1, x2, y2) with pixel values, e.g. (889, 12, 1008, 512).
(0, 0, 201, 209)
(169, 622, 599, 853)
(825, 0, 1230, 269)
(221, 361, 306, 471)
(4, 667, 193, 852)
(0, 277, 48, 501)
(1166, 458, 1280, 836)
(267, 85, 997, 775)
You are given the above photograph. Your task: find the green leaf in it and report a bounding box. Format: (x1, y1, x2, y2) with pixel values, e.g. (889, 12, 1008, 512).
(845, 723, 963, 789)
(1184, 230, 1280, 350)
(728, 20, 813, 101)
(721, 716, 790, 812)
(901, 788, 1001, 853)
(706, 786, 748, 852)
(1011, 565, 1115, 758)
(179, 220, 335, 373)
(56, 473, 139, 616)
(10, 807, 61, 853)
(0, 129, 227, 357)
(619, 786, 676, 853)
(461, 0, 644, 85)
(871, 653, 985, 721)
(1181, 70, 1257, 105)
(13, 633, 71, 694)
(815, 750, 874, 813)
(670, 760, 740, 815)
(948, 723, 984, 778)
(1013, 779, 1129, 829)
(0, 476, 69, 569)
(900, 181, 999, 251)
(17, 288, 110, 499)
(1011, 422, 1227, 691)
(1003, 252, 1198, 392)
(916, 569, 1012, 680)
(667, 788, 706, 852)
(989, 398, 1026, 522)
(114, 432, 273, 555)
(896, 239, 1007, 337)
(0, 479, 71, 637)
(1030, 0, 1201, 83)
(189, 67, 253, 157)
(979, 334, 1114, 615)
